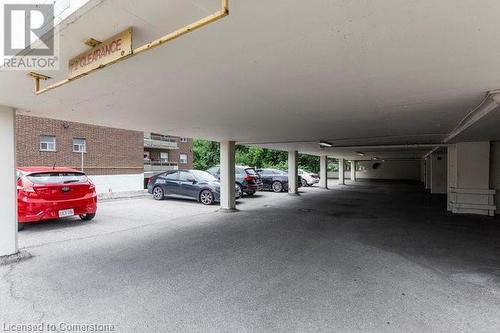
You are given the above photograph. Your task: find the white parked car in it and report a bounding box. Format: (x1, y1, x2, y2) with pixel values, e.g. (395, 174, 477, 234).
(298, 169, 319, 187)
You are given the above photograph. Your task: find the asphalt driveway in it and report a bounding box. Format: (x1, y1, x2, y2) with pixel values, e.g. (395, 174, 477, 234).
(2, 181, 500, 332)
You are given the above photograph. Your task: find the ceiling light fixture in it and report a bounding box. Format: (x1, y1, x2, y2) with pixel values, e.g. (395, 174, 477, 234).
(319, 140, 333, 148)
(356, 152, 365, 156)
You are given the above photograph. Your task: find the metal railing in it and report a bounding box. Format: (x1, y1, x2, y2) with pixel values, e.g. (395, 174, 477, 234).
(144, 137, 179, 150)
(144, 161, 179, 176)
(144, 160, 178, 167)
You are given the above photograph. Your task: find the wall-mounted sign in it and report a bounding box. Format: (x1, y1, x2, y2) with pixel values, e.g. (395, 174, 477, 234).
(68, 27, 133, 79)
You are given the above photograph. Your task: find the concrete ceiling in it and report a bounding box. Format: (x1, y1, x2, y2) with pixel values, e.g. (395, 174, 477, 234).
(1, 0, 500, 159)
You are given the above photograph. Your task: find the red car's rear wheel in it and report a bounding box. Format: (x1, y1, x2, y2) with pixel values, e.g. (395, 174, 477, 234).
(79, 213, 95, 221)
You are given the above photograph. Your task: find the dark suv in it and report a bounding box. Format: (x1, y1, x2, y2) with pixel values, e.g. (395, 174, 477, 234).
(207, 165, 263, 196)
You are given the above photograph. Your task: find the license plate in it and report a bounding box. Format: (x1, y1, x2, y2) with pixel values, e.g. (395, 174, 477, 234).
(58, 209, 74, 218)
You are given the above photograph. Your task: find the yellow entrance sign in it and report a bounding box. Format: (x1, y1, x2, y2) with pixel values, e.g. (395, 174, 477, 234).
(68, 28, 133, 79)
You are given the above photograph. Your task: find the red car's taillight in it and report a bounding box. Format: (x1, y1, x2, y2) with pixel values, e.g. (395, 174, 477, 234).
(84, 176, 96, 191)
(17, 178, 37, 197)
(17, 185, 35, 193)
(244, 175, 255, 183)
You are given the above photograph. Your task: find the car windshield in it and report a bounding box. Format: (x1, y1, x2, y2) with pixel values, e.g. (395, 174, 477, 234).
(191, 170, 217, 182)
(27, 172, 87, 185)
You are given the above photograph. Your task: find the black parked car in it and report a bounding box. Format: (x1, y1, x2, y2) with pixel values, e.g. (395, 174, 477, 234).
(207, 165, 263, 196)
(256, 168, 303, 192)
(147, 169, 239, 205)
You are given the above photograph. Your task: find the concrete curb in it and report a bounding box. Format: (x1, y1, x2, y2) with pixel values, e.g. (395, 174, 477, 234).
(98, 190, 149, 201)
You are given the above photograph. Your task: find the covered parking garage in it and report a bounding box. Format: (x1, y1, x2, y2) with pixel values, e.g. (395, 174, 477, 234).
(2, 182, 500, 331)
(1, 0, 500, 330)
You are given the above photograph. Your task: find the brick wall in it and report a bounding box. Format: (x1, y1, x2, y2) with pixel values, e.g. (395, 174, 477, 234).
(171, 138, 194, 169)
(16, 115, 144, 175)
(144, 138, 193, 169)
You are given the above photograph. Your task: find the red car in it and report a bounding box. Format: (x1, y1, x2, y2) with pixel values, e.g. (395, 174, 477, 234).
(17, 167, 97, 227)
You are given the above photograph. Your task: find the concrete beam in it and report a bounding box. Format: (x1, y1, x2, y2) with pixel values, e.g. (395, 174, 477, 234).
(444, 92, 500, 143)
(288, 150, 298, 194)
(219, 140, 236, 211)
(0, 106, 18, 257)
(319, 155, 328, 189)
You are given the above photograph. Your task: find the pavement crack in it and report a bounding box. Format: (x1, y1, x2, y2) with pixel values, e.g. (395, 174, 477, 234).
(2, 264, 47, 322)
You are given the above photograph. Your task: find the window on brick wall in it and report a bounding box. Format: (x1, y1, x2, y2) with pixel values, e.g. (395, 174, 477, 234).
(40, 135, 56, 152)
(179, 153, 188, 164)
(73, 138, 86, 153)
(180, 138, 188, 143)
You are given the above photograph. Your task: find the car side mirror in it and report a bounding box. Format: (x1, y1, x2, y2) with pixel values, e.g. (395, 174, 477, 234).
(187, 178, 197, 183)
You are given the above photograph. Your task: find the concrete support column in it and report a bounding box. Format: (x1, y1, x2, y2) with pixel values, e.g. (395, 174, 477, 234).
(319, 155, 328, 189)
(447, 145, 457, 212)
(420, 159, 426, 184)
(288, 150, 298, 194)
(490, 142, 500, 216)
(219, 141, 236, 211)
(430, 152, 447, 194)
(0, 106, 18, 257)
(350, 161, 357, 182)
(425, 157, 431, 190)
(338, 158, 345, 185)
(447, 142, 495, 216)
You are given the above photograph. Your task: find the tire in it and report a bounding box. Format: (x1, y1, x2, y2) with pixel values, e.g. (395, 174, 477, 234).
(272, 181, 283, 193)
(246, 191, 255, 196)
(152, 186, 164, 200)
(236, 184, 243, 199)
(199, 190, 214, 205)
(18, 224, 25, 231)
(79, 213, 96, 221)
(301, 179, 308, 187)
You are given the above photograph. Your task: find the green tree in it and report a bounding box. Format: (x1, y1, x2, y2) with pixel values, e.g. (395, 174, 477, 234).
(193, 139, 326, 173)
(193, 140, 220, 170)
(298, 154, 320, 173)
